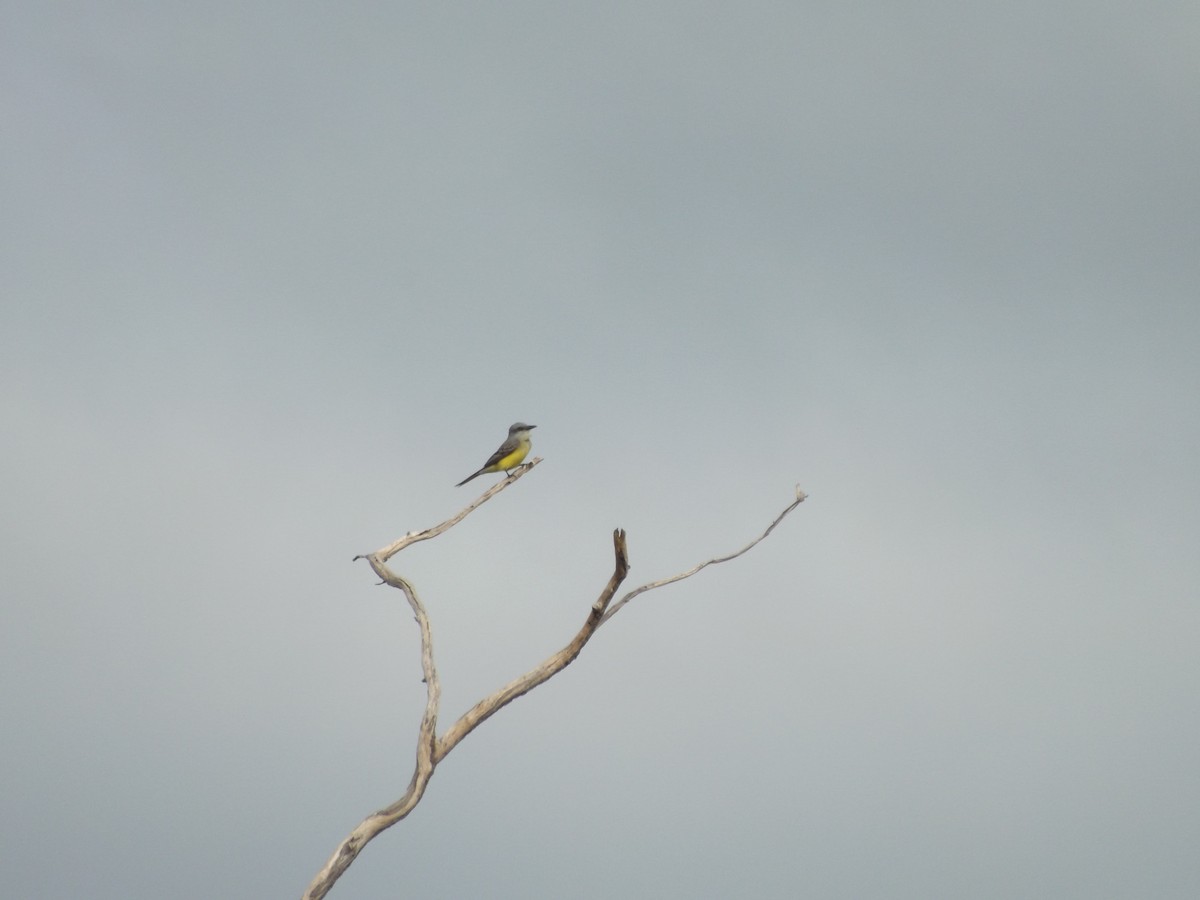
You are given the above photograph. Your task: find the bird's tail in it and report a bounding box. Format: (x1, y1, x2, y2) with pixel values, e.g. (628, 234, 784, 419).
(455, 469, 484, 487)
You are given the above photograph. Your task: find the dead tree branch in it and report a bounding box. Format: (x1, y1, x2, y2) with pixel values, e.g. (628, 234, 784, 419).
(302, 473, 805, 900)
(363, 457, 544, 564)
(437, 527, 629, 762)
(600, 485, 808, 626)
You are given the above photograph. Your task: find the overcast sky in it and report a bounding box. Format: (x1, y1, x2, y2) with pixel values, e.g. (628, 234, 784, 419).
(3, 2, 1199, 898)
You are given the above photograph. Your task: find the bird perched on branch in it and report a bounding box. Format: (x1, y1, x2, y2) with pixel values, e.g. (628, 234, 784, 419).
(456, 422, 537, 486)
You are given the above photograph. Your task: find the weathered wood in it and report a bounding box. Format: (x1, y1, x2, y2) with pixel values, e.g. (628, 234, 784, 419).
(304, 472, 805, 900)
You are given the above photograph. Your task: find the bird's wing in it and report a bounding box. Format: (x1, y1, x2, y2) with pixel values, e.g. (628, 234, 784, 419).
(480, 436, 519, 469)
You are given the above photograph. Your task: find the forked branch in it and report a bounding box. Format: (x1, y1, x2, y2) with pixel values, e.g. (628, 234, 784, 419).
(303, 476, 805, 900)
(600, 485, 808, 626)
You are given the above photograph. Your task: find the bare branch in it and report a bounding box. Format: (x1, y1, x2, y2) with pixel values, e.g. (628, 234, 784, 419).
(306, 481, 803, 899)
(302, 564, 440, 900)
(353, 458, 543, 564)
(599, 486, 807, 626)
(306, 476, 624, 900)
(437, 528, 629, 761)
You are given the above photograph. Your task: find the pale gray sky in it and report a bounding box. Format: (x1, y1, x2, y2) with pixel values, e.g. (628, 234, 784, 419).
(3, 2, 1199, 898)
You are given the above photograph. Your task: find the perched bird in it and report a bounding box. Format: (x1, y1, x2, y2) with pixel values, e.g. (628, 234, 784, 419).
(456, 422, 537, 486)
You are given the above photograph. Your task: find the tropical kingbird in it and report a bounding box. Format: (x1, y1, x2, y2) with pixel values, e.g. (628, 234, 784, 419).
(455, 422, 537, 486)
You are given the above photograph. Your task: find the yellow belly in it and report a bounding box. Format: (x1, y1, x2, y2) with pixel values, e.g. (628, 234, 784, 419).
(493, 443, 530, 471)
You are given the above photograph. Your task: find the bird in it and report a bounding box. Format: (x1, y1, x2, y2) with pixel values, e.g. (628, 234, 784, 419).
(455, 422, 537, 486)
